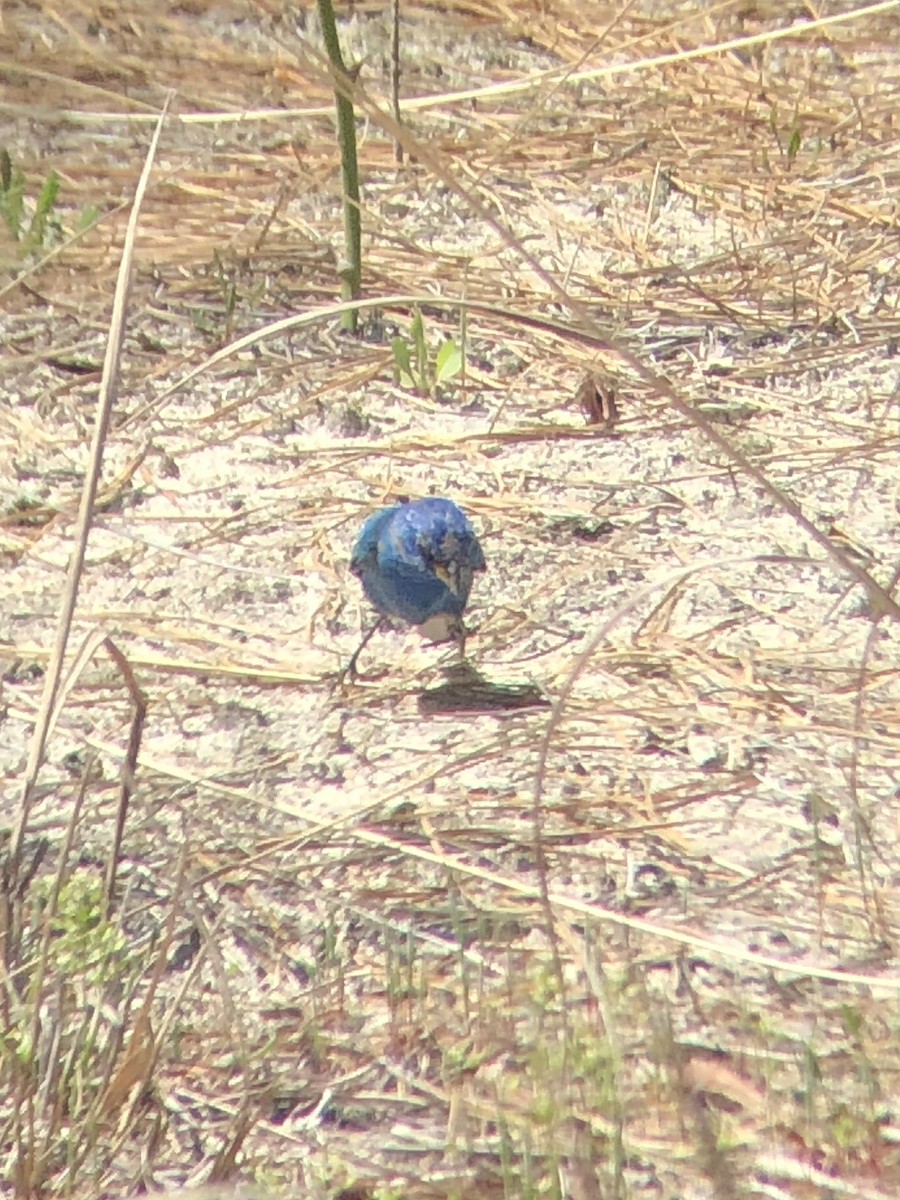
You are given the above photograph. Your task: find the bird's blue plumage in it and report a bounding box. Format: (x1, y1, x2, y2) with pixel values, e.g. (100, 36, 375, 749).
(351, 498, 486, 633)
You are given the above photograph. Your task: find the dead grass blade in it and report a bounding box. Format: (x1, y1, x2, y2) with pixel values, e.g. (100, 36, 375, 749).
(10, 92, 173, 873)
(100, 638, 147, 917)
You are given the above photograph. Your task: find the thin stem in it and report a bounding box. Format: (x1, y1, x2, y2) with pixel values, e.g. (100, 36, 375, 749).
(316, 0, 362, 332)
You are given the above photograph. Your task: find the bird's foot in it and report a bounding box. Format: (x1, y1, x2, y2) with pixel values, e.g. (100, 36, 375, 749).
(335, 619, 386, 686)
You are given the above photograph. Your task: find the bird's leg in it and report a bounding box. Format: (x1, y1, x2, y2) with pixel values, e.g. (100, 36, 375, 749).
(455, 624, 467, 660)
(438, 620, 487, 689)
(448, 615, 470, 663)
(344, 618, 384, 680)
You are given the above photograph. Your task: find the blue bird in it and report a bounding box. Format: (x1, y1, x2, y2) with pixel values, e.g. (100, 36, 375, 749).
(348, 497, 486, 676)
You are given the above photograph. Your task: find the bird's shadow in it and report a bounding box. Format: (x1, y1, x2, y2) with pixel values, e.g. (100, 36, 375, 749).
(416, 661, 550, 715)
(335, 659, 548, 714)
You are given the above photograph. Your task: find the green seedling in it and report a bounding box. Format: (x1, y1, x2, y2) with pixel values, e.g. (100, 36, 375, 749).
(391, 307, 464, 395)
(786, 123, 802, 166)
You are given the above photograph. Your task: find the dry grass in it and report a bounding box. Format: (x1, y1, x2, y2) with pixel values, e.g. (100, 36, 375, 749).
(2, 0, 900, 1197)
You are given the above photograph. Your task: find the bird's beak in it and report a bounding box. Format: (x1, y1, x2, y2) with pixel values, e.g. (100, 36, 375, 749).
(434, 563, 459, 593)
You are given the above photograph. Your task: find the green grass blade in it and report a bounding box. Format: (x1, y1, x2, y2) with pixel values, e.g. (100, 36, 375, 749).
(28, 170, 61, 246)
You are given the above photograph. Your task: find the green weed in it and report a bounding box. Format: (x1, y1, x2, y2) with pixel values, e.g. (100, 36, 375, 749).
(0, 149, 63, 253)
(391, 307, 464, 396)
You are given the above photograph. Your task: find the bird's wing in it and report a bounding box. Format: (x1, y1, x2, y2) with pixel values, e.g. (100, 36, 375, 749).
(350, 505, 399, 575)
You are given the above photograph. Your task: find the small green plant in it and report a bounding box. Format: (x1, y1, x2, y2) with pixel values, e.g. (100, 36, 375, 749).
(0, 148, 63, 251)
(786, 123, 802, 167)
(391, 307, 464, 395)
(190, 251, 266, 340)
(34, 870, 128, 985)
